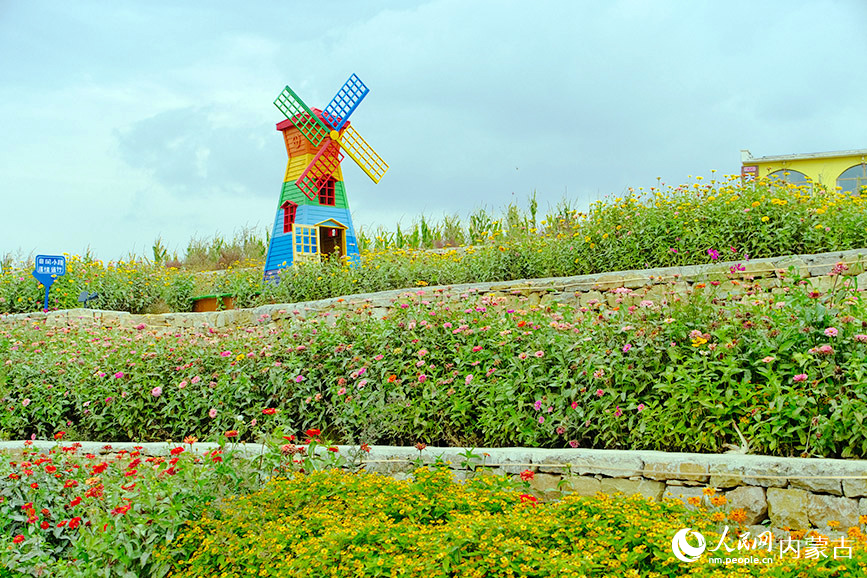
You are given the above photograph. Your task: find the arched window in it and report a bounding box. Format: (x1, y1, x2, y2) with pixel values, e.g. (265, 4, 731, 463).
(767, 169, 810, 186)
(766, 169, 812, 192)
(837, 164, 867, 194)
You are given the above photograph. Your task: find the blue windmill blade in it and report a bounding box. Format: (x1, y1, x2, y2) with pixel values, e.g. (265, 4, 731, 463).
(322, 74, 369, 131)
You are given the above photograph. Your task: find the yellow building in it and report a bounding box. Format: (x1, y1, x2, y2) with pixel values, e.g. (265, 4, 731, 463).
(741, 148, 867, 193)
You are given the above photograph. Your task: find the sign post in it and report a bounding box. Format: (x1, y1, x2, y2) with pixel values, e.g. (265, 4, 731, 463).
(31, 255, 66, 312)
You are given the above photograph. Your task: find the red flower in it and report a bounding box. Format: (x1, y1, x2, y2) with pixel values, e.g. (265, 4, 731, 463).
(91, 463, 108, 475)
(305, 429, 321, 437)
(283, 435, 296, 442)
(519, 494, 538, 504)
(519, 469, 535, 482)
(54, 431, 66, 440)
(170, 446, 185, 456)
(327, 447, 339, 452)
(13, 535, 24, 544)
(64, 480, 78, 488)
(40, 520, 50, 530)
(262, 408, 278, 415)
(68, 517, 82, 529)
(111, 504, 132, 516)
(224, 430, 238, 438)
(121, 483, 136, 491)
(360, 443, 371, 453)
(68, 497, 82, 507)
(30, 482, 39, 489)
(45, 465, 57, 474)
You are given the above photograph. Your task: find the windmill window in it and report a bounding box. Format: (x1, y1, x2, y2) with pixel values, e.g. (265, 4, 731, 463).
(318, 177, 336, 206)
(281, 201, 298, 233)
(837, 164, 867, 194)
(295, 225, 318, 254)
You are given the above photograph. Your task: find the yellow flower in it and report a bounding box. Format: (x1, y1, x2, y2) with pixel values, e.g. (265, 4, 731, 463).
(761, 216, 769, 222)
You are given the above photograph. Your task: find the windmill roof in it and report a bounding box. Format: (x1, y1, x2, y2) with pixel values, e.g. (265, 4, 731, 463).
(276, 108, 350, 132)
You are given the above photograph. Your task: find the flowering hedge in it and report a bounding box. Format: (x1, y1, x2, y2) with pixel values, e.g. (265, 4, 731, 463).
(2, 269, 866, 458)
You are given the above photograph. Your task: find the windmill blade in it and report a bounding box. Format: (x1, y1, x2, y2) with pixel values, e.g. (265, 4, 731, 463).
(322, 74, 369, 132)
(274, 85, 330, 147)
(295, 139, 344, 200)
(338, 124, 389, 183)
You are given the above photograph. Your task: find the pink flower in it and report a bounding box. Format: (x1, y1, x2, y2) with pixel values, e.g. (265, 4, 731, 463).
(596, 389, 604, 397)
(793, 374, 808, 383)
(151, 386, 162, 397)
(135, 323, 146, 330)
(294, 375, 304, 383)
(622, 343, 632, 353)
(191, 376, 201, 384)
(418, 374, 427, 383)
(761, 356, 774, 363)
(818, 345, 834, 355)
(22, 398, 30, 407)
(593, 369, 604, 379)
(472, 346, 483, 353)
(568, 440, 579, 448)
(824, 327, 838, 337)
(465, 374, 473, 385)
(208, 408, 217, 419)
(357, 379, 367, 389)
(538, 416, 545, 424)
(178, 380, 188, 389)
(534, 400, 543, 411)
(637, 403, 645, 412)
(220, 351, 232, 357)
(113, 372, 124, 379)
(534, 351, 544, 358)
(614, 406, 623, 417)
(337, 387, 346, 395)
(374, 354, 384, 361)
(639, 300, 653, 308)
(518, 352, 528, 360)
(570, 401, 578, 410)
(855, 334, 867, 343)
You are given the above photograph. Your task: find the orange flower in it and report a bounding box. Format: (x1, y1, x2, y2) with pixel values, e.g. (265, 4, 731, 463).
(687, 496, 702, 507)
(711, 495, 727, 507)
(729, 508, 747, 523)
(702, 487, 716, 496)
(224, 430, 238, 438)
(387, 374, 397, 383)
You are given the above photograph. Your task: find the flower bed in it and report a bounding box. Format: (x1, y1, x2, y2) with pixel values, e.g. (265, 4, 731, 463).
(5, 438, 867, 577)
(2, 269, 866, 458)
(2, 177, 866, 315)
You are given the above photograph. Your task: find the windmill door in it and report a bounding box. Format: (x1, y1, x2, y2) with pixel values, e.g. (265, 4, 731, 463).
(315, 219, 347, 261)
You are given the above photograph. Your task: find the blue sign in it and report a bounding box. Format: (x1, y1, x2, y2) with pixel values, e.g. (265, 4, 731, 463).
(32, 254, 66, 312)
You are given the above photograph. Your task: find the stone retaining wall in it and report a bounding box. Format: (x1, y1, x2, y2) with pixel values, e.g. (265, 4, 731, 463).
(5, 441, 866, 534)
(2, 248, 866, 331)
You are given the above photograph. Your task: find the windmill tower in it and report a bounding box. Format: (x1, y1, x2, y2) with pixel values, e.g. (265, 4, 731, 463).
(264, 74, 388, 279)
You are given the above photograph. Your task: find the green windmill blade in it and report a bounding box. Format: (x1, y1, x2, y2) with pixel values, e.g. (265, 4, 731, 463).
(274, 85, 330, 148)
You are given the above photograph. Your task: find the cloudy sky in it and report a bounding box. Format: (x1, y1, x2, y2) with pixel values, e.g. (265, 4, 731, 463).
(2, 0, 866, 262)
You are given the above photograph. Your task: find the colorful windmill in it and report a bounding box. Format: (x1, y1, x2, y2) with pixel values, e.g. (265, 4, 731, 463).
(263, 74, 388, 279)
